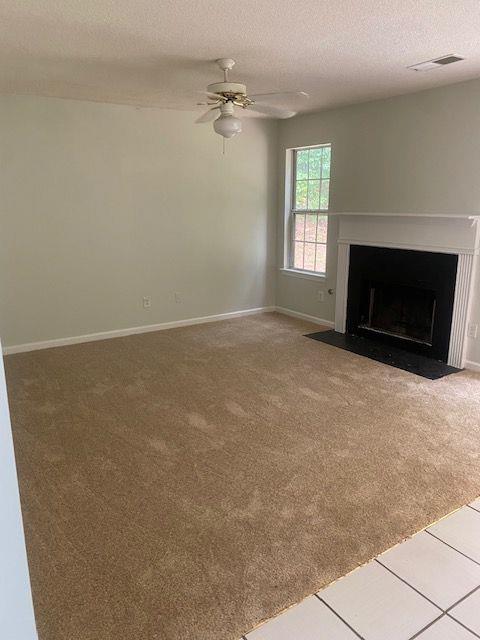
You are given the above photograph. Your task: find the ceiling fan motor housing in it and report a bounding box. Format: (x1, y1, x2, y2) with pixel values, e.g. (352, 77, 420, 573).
(207, 82, 247, 98)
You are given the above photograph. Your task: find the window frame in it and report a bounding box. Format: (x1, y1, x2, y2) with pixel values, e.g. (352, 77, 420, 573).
(284, 143, 331, 278)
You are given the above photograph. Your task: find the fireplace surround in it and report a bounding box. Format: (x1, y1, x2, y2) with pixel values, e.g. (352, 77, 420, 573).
(334, 214, 480, 368)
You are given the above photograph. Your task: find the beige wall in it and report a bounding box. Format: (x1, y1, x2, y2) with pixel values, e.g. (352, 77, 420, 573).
(2, 84, 480, 364)
(0, 96, 277, 347)
(277, 78, 480, 365)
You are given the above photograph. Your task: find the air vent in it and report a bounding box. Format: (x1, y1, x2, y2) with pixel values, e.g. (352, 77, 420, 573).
(408, 55, 464, 72)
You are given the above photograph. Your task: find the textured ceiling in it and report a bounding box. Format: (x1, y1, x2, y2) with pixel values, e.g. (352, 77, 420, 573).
(2, 0, 480, 115)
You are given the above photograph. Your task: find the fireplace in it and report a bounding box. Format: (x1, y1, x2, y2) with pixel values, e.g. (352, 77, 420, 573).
(346, 245, 458, 361)
(333, 214, 478, 370)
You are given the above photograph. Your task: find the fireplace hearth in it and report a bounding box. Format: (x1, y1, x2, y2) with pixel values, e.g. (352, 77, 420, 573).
(305, 329, 460, 379)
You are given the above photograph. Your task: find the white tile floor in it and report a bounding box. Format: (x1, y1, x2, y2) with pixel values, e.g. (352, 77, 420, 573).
(242, 502, 480, 640)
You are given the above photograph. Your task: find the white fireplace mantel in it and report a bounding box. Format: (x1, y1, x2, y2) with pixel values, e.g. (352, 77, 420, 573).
(334, 213, 480, 369)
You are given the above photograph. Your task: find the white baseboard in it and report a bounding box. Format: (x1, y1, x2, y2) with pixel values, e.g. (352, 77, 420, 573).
(465, 359, 480, 373)
(275, 306, 335, 328)
(2, 306, 276, 355)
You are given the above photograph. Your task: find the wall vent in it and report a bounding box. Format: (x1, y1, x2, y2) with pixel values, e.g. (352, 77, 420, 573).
(408, 55, 464, 72)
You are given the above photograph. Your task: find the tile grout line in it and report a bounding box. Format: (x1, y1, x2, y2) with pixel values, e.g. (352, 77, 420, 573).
(445, 584, 480, 613)
(243, 514, 480, 640)
(467, 504, 480, 514)
(242, 574, 479, 640)
(407, 613, 445, 640)
(374, 558, 443, 611)
(377, 551, 480, 624)
(315, 594, 366, 640)
(446, 612, 480, 639)
(424, 529, 480, 567)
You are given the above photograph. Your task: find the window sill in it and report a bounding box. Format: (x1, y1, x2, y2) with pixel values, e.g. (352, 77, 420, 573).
(279, 268, 327, 281)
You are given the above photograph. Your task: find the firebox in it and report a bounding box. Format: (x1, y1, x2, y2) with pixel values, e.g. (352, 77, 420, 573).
(346, 245, 458, 362)
(358, 281, 436, 345)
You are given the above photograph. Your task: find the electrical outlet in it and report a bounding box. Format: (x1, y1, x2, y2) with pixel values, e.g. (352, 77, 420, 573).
(174, 292, 181, 303)
(142, 296, 151, 310)
(317, 290, 325, 303)
(467, 323, 478, 339)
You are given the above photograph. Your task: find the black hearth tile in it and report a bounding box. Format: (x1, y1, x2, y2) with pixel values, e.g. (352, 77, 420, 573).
(305, 330, 461, 379)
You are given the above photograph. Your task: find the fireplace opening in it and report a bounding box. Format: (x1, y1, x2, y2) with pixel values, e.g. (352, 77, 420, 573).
(358, 281, 436, 346)
(346, 245, 458, 362)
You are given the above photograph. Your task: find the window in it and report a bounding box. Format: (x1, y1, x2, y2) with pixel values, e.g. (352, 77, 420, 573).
(289, 145, 331, 274)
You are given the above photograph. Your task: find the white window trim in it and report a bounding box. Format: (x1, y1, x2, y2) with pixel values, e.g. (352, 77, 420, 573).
(282, 143, 331, 277)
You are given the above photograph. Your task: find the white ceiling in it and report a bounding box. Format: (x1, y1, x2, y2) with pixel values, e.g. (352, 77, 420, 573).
(2, 0, 480, 116)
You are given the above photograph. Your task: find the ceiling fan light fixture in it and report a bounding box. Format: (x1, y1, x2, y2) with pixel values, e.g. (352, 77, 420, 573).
(213, 113, 242, 138)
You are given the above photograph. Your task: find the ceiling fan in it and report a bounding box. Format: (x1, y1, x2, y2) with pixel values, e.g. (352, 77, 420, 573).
(196, 58, 309, 139)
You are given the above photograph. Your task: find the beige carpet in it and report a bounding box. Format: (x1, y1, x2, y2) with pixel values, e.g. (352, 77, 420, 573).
(5, 312, 480, 640)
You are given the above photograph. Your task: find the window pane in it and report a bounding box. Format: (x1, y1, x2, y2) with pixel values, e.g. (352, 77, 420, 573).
(294, 214, 305, 240)
(295, 180, 308, 209)
(315, 243, 327, 273)
(308, 148, 322, 179)
(305, 214, 317, 242)
(304, 242, 316, 271)
(294, 242, 304, 269)
(290, 145, 331, 275)
(321, 147, 331, 179)
(296, 150, 309, 180)
(320, 179, 330, 209)
(316, 215, 328, 243)
(307, 180, 320, 210)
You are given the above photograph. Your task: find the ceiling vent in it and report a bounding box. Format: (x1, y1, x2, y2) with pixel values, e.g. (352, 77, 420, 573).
(408, 55, 464, 72)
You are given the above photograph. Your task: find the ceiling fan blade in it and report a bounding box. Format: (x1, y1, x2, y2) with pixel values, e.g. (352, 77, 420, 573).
(195, 107, 220, 124)
(250, 91, 309, 101)
(248, 103, 297, 119)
